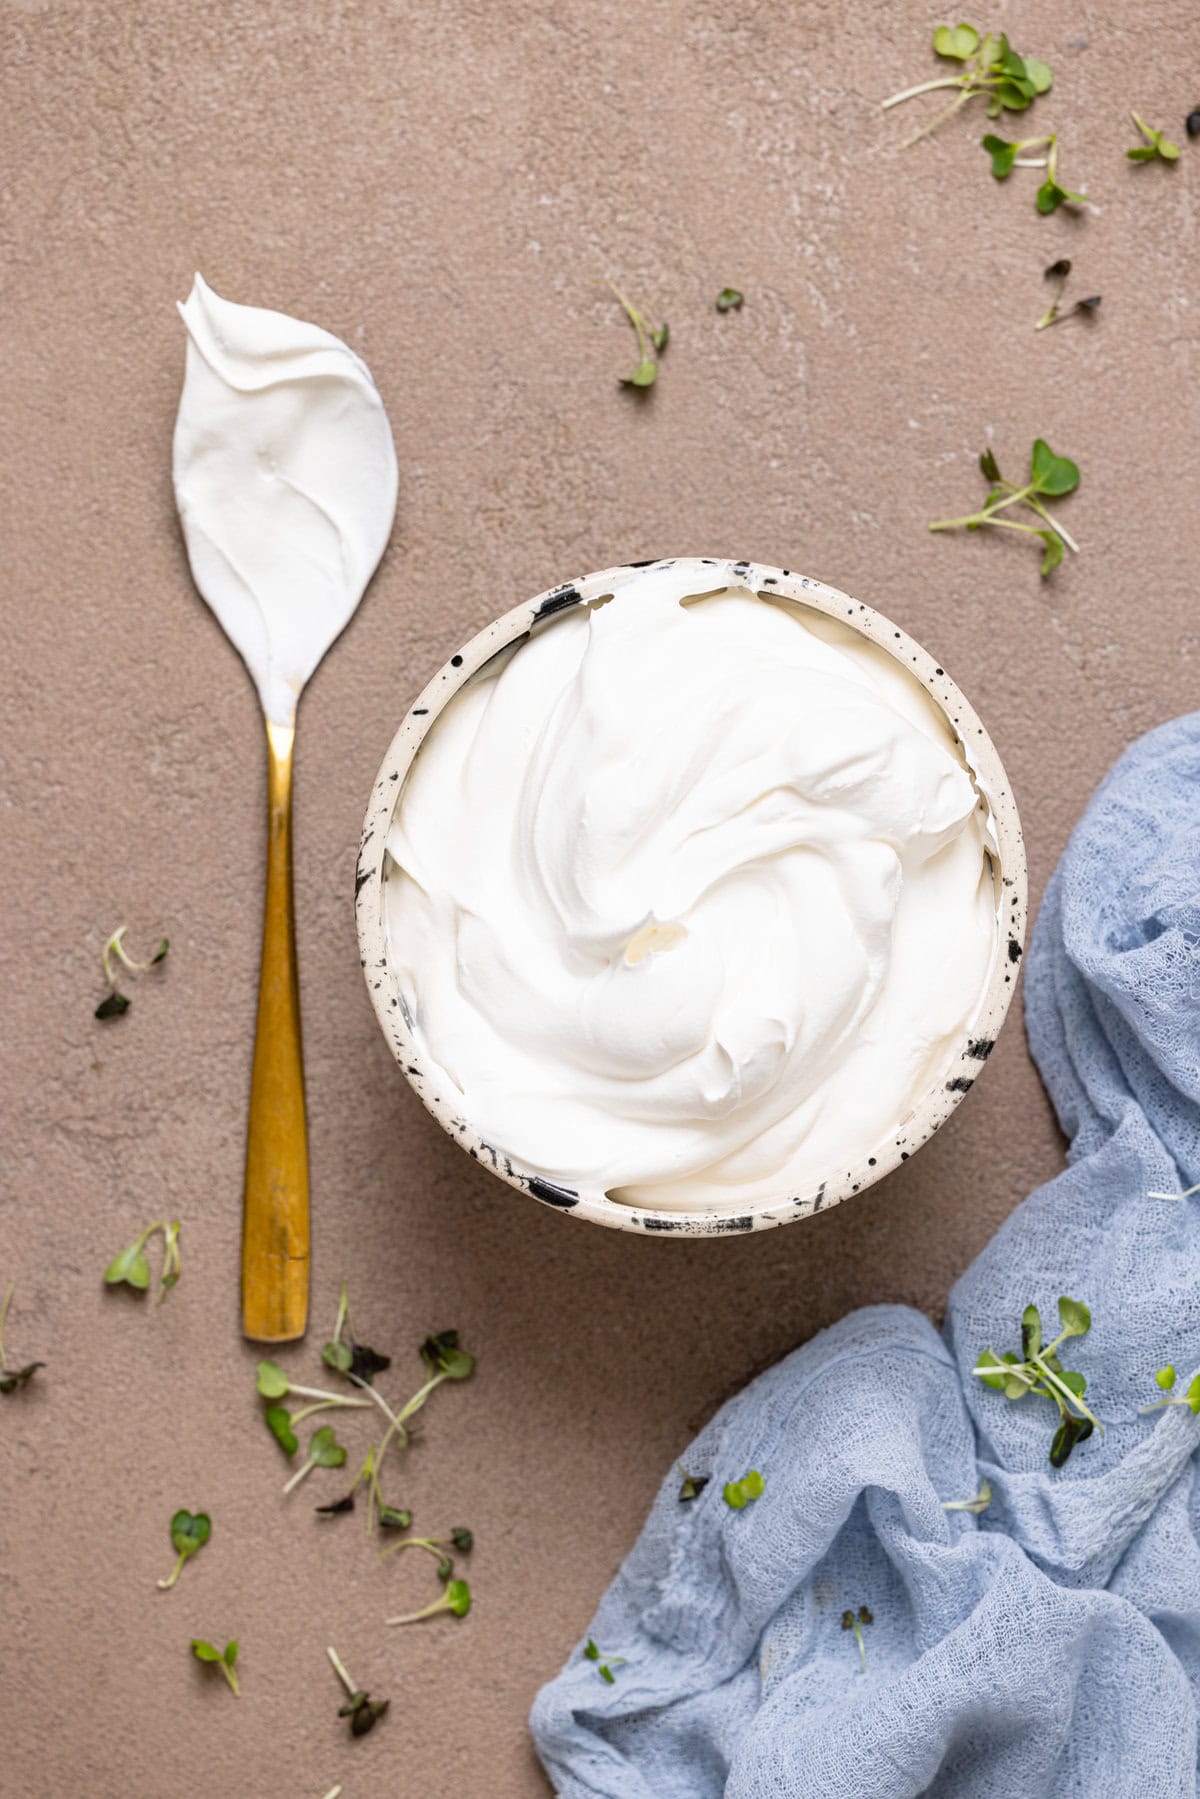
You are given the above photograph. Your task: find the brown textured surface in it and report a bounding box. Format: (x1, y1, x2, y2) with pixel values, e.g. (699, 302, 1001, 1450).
(2, 3, 1195, 1795)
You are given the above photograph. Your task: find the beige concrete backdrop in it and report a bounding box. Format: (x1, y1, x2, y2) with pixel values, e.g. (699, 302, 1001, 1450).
(2, 2, 1197, 1794)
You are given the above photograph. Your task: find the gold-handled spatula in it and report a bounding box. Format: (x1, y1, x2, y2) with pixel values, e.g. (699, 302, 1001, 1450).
(172, 274, 397, 1341)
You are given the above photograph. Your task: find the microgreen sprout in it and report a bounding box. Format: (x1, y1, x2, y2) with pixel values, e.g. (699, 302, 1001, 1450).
(1035, 259, 1100, 331)
(349, 1332, 475, 1533)
(322, 1282, 391, 1385)
(980, 133, 1086, 212)
(157, 1509, 211, 1590)
(930, 439, 1079, 574)
(973, 1296, 1100, 1467)
(255, 1359, 373, 1438)
(678, 1464, 710, 1501)
(608, 282, 668, 388)
(264, 1406, 299, 1457)
(716, 288, 744, 312)
(379, 1504, 414, 1530)
(386, 1577, 471, 1626)
(1147, 1180, 1200, 1200)
(381, 1526, 474, 1582)
(419, 1329, 476, 1382)
(104, 1219, 182, 1302)
(1141, 1367, 1200, 1415)
(1128, 112, 1180, 163)
(95, 925, 168, 1019)
(943, 1478, 992, 1514)
(723, 1469, 764, 1510)
(0, 1282, 43, 1393)
(281, 1424, 348, 1496)
(315, 1492, 355, 1515)
(190, 1637, 239, 1695)
(841, 1605, 873, 1671)
(883, 25, 1052, 148)
(583, 1637, 627, 1684)
(327, 1645, 389, 1738)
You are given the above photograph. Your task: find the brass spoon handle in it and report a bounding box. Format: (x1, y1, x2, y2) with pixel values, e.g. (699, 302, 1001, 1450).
(242, 718, 310, 1342)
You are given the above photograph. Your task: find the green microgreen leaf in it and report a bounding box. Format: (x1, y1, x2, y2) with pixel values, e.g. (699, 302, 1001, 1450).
(981, 133, 1018, 177)
(582, 1636, 627, 1682)
(1128, 111, 1180, 163)
(933, 23, 980, 60)
(1049, 1413, 1093, 1468)
(158, 1509, 211, 1591)
(1021, 1304, 1042, 1359)
(841, 1603, 873, 1670)
(716, 288, 744, 312)
(282, 1424, 348, 1496)
(256, 1359, 290, 1399)
(190, 1637, 240, 1696)
(322, 1340, 354, 1374)
(1056, 1294, 1091, 1336)
(723, 1469, 765, 1510)
(1036, 177, 1087, 214)
(1036, 530, 1064, 575)
(385, 1577, 472, 1626)
(264, 1405, 299, 1457)
(378, 1505, 414, 1531)
(311, 1425, 348, 1468)
(678, 1464, 710, 1501)
(622, 359, 657, 389)
(1156, 1365, 1177, 1391)
(328, 1646, 389, 1738)
(420, 1330, 475, 1381)
(104, 1243, 151, 1291)
(608, 282, 666, 389)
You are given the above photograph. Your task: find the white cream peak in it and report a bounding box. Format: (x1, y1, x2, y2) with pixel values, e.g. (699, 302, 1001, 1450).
(173, 273, 398, 725)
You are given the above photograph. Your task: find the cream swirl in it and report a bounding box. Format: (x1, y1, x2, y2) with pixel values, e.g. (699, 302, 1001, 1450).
(385, 566, 998, 1210)
(173, 273, 397, 725)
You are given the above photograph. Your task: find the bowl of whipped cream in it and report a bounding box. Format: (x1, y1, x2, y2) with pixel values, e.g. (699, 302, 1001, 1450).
(357, 558, 1026, 1235)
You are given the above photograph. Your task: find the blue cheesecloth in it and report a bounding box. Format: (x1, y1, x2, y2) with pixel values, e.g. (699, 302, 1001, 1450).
(531, 713, 1200, 1797)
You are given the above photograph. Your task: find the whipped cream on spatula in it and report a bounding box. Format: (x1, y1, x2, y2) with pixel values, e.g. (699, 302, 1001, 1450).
(173, 274, 397, 1340)
(174, 272, 397, 725)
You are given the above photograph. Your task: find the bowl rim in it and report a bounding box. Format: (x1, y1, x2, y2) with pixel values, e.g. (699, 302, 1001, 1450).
(355, 556, 1028, 1237)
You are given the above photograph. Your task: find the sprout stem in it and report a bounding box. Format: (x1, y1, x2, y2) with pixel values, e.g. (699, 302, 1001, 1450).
(881, 73, 967, 109)
(291, 1398, 369, 1429)
(0, 1280, 12, 1368)
(156, 1552, 186, 1591)
(900, 87, 972, 148)
(326, 1645, 358, 1698)
(287, 1382, 372, 1408)
(283, 1459, 317, 1497)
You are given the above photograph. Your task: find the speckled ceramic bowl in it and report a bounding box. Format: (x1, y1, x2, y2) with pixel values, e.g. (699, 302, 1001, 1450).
(356, 557, 1027, 1236)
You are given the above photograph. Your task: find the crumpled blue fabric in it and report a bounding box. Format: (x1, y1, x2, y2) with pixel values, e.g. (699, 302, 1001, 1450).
(531, 712, 1200, 1797)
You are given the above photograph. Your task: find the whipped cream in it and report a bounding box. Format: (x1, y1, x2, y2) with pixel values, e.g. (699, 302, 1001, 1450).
(173, 273, 397, 725)
(385, 566, 999, 1211)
